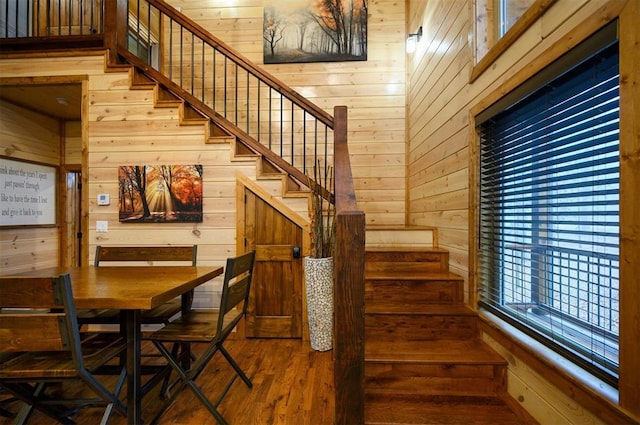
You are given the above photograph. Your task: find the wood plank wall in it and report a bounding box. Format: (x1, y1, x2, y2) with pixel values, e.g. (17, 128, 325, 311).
(166, 0, 408, 226)
(0, 102, 61, 272)
(407, 0, 639, 422)
(0, 54, 253, 307)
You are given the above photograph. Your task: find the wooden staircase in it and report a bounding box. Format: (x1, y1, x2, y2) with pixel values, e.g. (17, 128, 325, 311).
(124, 66, 311, 219)
(363, 228, 537, 424)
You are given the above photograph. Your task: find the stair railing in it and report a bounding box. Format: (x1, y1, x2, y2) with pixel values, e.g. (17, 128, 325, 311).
(116, 0, 335, 188)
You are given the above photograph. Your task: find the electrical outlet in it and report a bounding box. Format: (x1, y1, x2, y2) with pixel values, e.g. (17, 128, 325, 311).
(96, 221, 108, 233)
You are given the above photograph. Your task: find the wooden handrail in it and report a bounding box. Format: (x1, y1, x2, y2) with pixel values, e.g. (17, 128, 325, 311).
(118, 48, 314, 190)
(332, 106, 365, 424)
(143, 0, 333, 129)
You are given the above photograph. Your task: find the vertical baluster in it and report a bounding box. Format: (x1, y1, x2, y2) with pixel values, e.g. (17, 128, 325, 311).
(211, 48, 217, 111)
(268, 88, 273, 150)
(135, 0, 140, 58)
(67, 0, 71, 35)
(279, 93, 283, 157)
(146, 2, 152, 65)
(179, 26, 183, 88)
(53, 0, 58, 36)
(168, 18, 173, 79)
(223, 56, 227, 118)
(291, 102, 294, 165)
(246, 71, 250, 134)
(303, 111, 307, 175)
(234, 63, 238, 125)
(90, 0, 94, 33)
(35, 0, 40, 37)
(201, 40, 205, 104)
(324, 125, 328, 175)
(80, 0, 84, 35)
(257, 82, 261, 141)
(190, 35, 194, 95)
(314, 120, 318, 177)
(46, 0, 50, 36)
(3, 0, 7, 37)
(26, 0, 31, 36)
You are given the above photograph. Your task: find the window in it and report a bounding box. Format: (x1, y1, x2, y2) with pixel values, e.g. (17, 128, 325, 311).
(474, 0, 535, 60)
(476, 22, 619, 386)
(471, 0, 557, 82)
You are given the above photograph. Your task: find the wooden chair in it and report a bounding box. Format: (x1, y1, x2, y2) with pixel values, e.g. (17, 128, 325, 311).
(148, 250, 256, 425)
(0, 274, 126, 425)
(77, 245, 198, 326)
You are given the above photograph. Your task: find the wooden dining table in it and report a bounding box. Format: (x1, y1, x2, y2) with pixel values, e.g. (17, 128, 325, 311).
(18, 265, 223, 425)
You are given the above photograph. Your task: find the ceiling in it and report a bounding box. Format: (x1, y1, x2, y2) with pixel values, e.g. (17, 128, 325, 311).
(0, 84, 82, 120)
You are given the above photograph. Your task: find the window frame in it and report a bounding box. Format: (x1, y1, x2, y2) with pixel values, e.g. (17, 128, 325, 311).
(475, 25, 620, 385)
(469, 2, 640, 418)
(470, 0, 557, 83)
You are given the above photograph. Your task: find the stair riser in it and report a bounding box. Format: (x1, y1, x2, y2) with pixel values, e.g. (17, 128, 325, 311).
(366, 251, 449, 274)
(365, 363, 507, 396)
(365, 314, 478, 341)
(365, 280, 463, 305)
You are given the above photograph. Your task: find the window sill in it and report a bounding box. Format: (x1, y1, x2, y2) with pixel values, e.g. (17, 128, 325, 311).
(478, 309, 637, 424)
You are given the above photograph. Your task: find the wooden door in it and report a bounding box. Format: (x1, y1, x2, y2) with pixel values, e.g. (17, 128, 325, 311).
(60, 168, 82, 267)
(244, 189, 302, 338)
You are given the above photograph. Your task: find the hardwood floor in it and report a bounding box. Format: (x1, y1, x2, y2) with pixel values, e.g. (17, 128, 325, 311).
(1, 336, 536, 424)
(0, 338, 335, 425)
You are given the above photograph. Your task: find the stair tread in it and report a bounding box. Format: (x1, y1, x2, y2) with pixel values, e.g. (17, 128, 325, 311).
(366, 224, 436, 231)
(365, 394, 537, 425)
(365, 340, 506, 365)
(366, 246, 447, 253)
(366, 303, 474, 315)
(366, 271, 463, 281)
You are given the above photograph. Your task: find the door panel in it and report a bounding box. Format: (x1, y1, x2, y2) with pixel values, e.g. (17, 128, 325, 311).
(245, 190, 302, 338)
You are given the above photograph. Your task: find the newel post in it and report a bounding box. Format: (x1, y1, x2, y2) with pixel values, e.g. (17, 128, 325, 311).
(333, 106, 366, 424)
(103, 0, 128, 65)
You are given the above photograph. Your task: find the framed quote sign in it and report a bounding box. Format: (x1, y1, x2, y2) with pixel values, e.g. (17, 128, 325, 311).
(0, 157, 57, 227)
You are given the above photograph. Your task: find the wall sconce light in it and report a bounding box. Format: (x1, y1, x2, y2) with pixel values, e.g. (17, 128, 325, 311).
(406, 26, 423, 53)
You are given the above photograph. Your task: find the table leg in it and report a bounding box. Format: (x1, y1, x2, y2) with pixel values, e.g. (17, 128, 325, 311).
(180, 292, 192, 370)
(124, 310, 142, 425)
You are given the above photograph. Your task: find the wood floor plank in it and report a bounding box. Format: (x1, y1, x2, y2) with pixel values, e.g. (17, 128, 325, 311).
(0, 338, 335, 425)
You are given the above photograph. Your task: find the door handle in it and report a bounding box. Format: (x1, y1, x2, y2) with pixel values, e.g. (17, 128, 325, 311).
(292, 246, 301, 259)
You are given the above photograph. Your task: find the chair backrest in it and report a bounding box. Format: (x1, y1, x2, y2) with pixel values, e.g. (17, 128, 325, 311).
(217, 250, 256, 339)
(0, 274, 82, 361)
(95, 245, 198, 266)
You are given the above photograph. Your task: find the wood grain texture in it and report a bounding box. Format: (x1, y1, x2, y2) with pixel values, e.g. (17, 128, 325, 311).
(0, 338, 335, 425)
(409, 0, 638, 421)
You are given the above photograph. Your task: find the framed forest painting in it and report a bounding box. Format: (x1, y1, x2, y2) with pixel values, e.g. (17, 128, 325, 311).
(264, 0, 367, 64)
(119, 165, 203, 223)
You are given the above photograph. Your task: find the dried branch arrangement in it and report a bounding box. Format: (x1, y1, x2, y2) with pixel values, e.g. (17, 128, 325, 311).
(308, 161, 335, 258)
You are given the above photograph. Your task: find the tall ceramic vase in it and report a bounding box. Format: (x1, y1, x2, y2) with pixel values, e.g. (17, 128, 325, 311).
(304, 256, 334, 351)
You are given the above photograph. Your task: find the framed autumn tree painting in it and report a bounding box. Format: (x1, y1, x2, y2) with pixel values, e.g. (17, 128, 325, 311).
(118, 165, 203, 223)
(264, 0, 367, 64)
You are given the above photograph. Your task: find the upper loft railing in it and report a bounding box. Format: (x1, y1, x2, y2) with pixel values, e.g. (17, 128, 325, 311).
(0, 0, 105, 49)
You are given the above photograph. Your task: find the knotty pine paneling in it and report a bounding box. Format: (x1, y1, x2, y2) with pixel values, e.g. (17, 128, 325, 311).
(0, 101, 60, 273)
(64, 121, 82, 164)
(0, 53, 282, 307)
(408, 0, 639, 422)
(167, 0, 407, 226)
